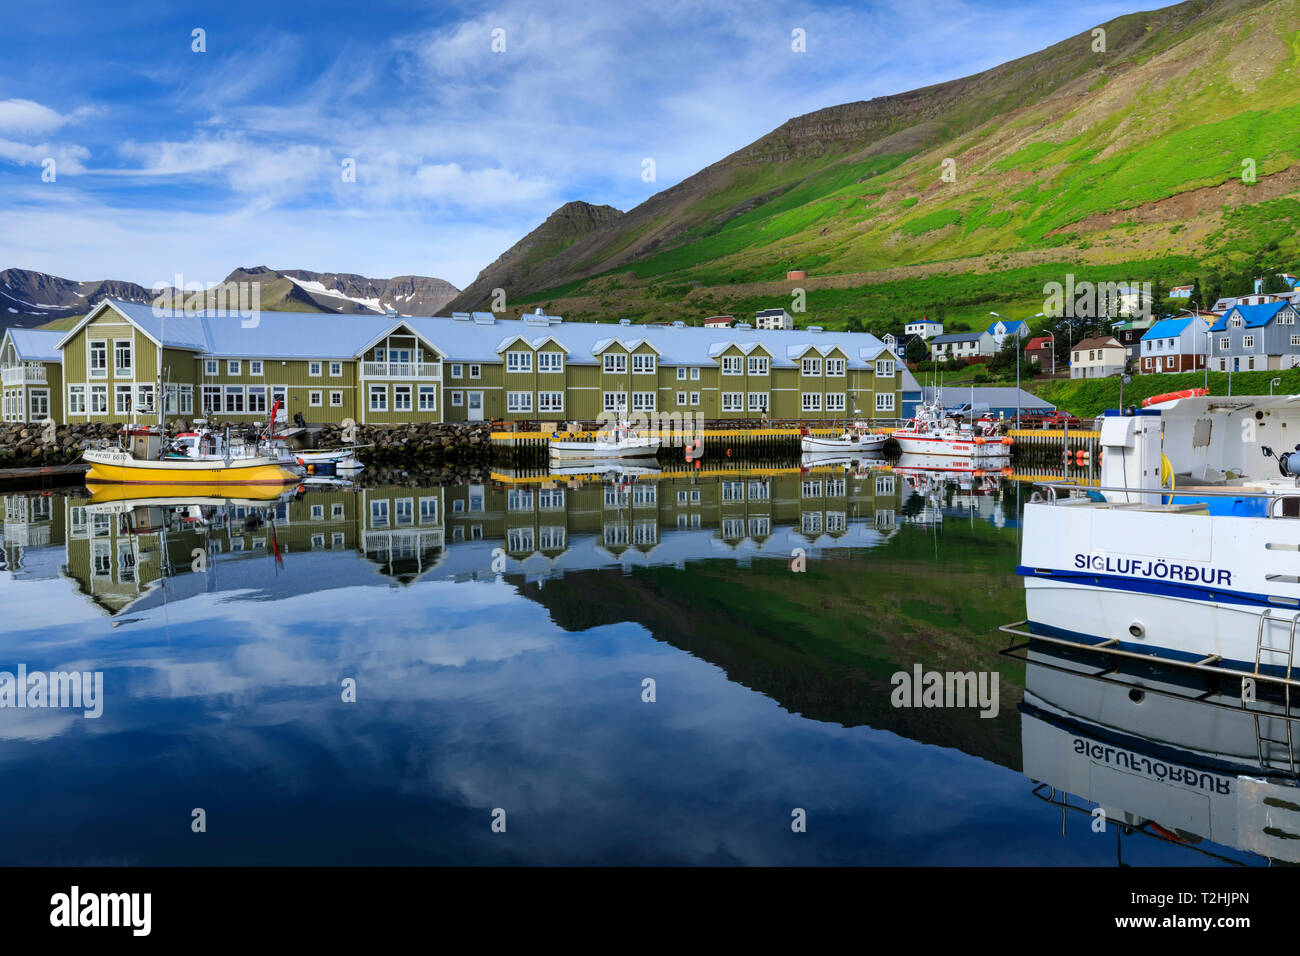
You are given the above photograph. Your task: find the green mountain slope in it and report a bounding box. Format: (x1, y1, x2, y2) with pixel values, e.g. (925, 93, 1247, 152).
(457, 0, 1300, 332)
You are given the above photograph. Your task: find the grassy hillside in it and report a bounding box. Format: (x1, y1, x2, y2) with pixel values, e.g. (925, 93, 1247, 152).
(35, 314, 83, 331)
(458, 0, 1300, 337)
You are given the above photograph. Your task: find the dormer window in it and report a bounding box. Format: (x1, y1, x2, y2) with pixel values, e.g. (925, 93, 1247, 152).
(603, 353, 627, 374)
(506, 350, 532, 373)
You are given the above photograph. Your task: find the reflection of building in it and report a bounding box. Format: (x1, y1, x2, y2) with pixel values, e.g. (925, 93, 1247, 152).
(1019, 642, 1300, 864)
(14, 468, 907, 614)
(2, 492, 64, 579)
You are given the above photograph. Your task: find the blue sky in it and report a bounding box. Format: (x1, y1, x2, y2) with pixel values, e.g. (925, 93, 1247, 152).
(0, 0, 1134, 290)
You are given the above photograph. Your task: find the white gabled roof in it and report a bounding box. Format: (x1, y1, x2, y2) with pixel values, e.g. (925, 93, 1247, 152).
(50, 300, 893, 371)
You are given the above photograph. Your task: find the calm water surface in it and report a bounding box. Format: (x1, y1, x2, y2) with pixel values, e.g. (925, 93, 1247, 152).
(0, 464, 1268, 865)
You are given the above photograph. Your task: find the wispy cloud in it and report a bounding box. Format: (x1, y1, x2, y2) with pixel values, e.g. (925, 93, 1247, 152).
(0, 0, 1138, 287)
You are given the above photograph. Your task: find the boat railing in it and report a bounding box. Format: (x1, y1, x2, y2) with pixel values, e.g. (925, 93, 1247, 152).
(1027, 479, 1300, 517)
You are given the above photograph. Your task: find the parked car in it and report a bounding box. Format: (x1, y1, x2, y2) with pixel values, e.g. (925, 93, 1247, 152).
(945, 401, 991, 420)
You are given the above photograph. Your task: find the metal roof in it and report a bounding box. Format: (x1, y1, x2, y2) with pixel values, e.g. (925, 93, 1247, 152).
(1209, 301, 1291, 332)
(5, 328, 63, 361)
(1141, 317, 1197, 340)
(73, 299, 896, 369)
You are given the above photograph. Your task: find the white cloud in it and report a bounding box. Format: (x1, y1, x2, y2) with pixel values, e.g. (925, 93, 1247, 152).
(0, 98, 96, 135)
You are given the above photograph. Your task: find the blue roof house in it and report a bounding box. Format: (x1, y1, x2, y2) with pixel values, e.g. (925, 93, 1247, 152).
(1138, 315, 1213, 374)
(986, 319, 1030, 350)
(1208, 302, 1300, 372)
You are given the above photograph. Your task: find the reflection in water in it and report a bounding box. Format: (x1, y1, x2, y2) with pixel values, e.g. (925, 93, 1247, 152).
(1021, 642, 1300, 865)
(0, 464, 1261, 864)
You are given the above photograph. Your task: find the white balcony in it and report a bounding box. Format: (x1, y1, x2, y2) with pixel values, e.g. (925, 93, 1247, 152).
(362, 362, 441, 379)
(1, 363, 47, 386)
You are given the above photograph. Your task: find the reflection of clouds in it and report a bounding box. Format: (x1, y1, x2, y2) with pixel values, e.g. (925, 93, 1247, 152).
(0, 555, 1049, 865)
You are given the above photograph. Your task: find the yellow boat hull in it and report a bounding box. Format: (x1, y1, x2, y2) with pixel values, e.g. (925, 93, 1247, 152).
(84, 449, 298, 486)
(85, 483, 295, 506)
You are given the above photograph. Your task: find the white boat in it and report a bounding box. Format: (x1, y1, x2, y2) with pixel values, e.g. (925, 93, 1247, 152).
(890, 398, 1012, 458)
(171, 426, 365, 473)
(549, 422, 660, 462)
(799, 422, 891, 454)
(548, 459, 663, 478)
(1013, 394, 1300, 675)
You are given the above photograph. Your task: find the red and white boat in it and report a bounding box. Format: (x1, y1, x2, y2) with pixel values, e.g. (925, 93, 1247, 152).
(890, 399, 1013, 459)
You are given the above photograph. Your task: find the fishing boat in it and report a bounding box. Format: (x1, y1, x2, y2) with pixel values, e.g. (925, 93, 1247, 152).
(890, 397, 1013, 458)
(171, 416, 365, 473)
(549, 421, 661, 462)
(799, 422, 891, 454)
(1010, 394, 1300, 680)
(84, 425, 298, 486)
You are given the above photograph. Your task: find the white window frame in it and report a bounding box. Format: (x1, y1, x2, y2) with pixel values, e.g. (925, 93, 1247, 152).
(538, 352, 564, 373)
(632, 354, 656, 375)
(227, 359, 241, 376)
(721, 356, 742, 376)
(801, 357, 822, 377)
(826, 393, 846, 412)
(603, 353, 627, 374)
(748, 392, 768, 412)
(368, 385, 386, 411)
(748, 356, 770, 376)
(418, 385, 436, 411)
(631, 391, 655, 411)
(603, 391, 627, 412)
(114, 339, 133, 377)
(875, 359, 895, 377)
(826, 358, 846, 377)
(451, 364, 463, 378)
(721, 392, 743, 412)
(875, 392, 895, 412)
(69, 385, 86, 415)
(451, 391, 464, 407)
(204, 359, 219, 376)
(507, 391, 533, 413)
(538, 391, 563, 412)
(309, 361, 322, 377)
(801, 392, 822, 411)
(393, 385, 412, 411)
(89, 341, 108, 378)
(330, 390, 344, 407)
(330, 361, 342, 377)
(506, 351, 533, 373)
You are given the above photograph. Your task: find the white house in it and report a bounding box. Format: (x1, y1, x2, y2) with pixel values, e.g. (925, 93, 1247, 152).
(1071, 336, 1126, 379)
(754, 308, 795, 330)
(904, 317, 944, 339)
(930, 331, 994, 361)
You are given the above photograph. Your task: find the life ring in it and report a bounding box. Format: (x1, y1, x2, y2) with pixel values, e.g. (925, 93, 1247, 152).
(1142, 387, 1207, 408)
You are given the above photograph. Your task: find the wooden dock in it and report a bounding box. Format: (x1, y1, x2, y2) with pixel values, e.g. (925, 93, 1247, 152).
(0, 463, 89, 490)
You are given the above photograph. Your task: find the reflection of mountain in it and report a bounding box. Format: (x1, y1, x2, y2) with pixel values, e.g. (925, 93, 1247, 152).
(5, 472, 1028, 767)
(1022, 642, 1300, 865)
(522, 514, 1027, 768)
